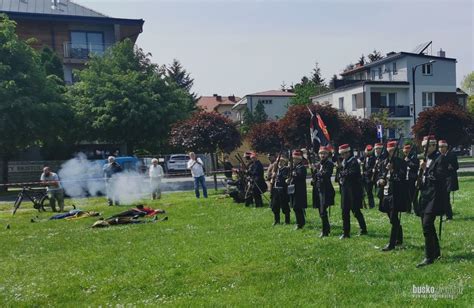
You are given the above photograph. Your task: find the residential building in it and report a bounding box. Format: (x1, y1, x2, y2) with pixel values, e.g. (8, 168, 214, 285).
(1, 0, 144, 84)
(311, 47, 458, 138)
(197, 94, 241, 121)
(232, 90, 296, 122)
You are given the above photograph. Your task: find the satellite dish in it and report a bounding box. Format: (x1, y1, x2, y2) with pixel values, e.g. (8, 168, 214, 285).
(412, 41, 432, 55)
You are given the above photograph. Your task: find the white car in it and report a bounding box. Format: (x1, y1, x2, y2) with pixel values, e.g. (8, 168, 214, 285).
(166, 154, 190, 173)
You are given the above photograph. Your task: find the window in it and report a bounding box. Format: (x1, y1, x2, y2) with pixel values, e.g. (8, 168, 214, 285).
(422, 92, 434, 107)
(378, 67, 382, 79)
(223, 111, 232, 117)
(422, 63, 433, 75)
(70, 31, 105, 58)
(392, 62, 397, 74)
(338, 97, 344, 111)
(352, 94, 357, 111)
(388, 128, 396, 139)
(258, 99, 272, 104)
(371, 70, 376, 80)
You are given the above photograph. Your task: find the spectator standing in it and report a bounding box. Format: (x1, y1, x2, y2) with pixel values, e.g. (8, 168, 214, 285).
(149, 158, 164, 199)
(40, 166, 65, 212)
(187, 152, 208, 199)
(103, 156, 123, 206)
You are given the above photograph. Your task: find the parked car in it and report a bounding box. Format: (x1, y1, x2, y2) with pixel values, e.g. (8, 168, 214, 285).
(166, 154, 190, 173)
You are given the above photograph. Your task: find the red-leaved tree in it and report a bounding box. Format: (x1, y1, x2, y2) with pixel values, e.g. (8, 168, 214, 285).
(279, 104, 341, 149)
(335, 114, 363, 149)
(412, 102, 474, 146)
(169, 112, 242, 153)
(248, 121, 283, 154)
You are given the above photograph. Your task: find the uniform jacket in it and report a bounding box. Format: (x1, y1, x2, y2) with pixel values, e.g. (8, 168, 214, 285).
(417, 151, 449, 217)
(445, 152, 459, 192)
(313, 159, 335, 208)
(291, 162, 307, 209)
(362, 154, 376, 183)
(248, 160, 267, 194)
(339, 156, 363, 210)
(405, 154, 420, 181)
(377, 156, 409, 213)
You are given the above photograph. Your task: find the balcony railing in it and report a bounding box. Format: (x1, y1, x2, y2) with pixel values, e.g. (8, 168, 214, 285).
(371, 106, 410, 117)
(63, 42, 112, 59)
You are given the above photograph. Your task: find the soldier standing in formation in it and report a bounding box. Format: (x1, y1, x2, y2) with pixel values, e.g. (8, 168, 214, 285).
(438, 140, 458, 221)
(245, 153, 267, 207)
(313, 146, 335, 237)
(289, 150, 307, 230)
(270, 156, 291, 225)
(337, 144, 367, 239)
(376, 141, 409, 251)
(416, 135, 449, 268)
(403, 144, 419, 213)
(361, 144, 376, 209)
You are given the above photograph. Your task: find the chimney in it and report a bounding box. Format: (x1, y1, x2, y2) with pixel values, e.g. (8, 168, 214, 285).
(228, 95, 236, 102)
(216, 95, 222, 102)
(437, 48, 446, 58)
(213, 94, 218, 97)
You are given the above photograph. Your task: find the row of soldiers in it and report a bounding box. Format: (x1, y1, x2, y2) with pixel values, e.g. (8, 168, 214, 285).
(242, 135, 459, 268)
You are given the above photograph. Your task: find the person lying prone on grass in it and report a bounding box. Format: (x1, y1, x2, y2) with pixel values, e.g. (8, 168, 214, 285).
(106, 204, 165, 220)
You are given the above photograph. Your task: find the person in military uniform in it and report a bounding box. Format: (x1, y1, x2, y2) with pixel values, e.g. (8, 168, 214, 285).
(313, 146, 335, 237)
(266, 153, 278, 192)
(288, 150, 307, 230)
(438, 140, 458, 220)
(376, 141, 409, 251)
(361, 144, 376, 209)
(403, 144, 419, 213)
(416, 135, 449, 268)
(270, 156, 291, 225)
(245, 152, 267, 207)
(338, 144, 367, 239)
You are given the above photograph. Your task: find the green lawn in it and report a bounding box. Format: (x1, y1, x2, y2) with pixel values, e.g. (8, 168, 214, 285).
(1, 178, 473, 307)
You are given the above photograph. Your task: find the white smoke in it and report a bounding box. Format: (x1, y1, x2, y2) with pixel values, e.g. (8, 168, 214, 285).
(58, 154, 153, 204)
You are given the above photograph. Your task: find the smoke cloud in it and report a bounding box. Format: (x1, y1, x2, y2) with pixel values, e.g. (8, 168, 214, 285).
(58, 154, 154, 204)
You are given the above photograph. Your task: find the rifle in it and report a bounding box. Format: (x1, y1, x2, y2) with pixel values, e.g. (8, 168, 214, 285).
(413, 134, 432, 216)
(271, 147, 284, 190)
(372, 139, 388, 183)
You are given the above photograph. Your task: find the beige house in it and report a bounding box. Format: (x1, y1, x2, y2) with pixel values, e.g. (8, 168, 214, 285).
(197, 94, 241, 121)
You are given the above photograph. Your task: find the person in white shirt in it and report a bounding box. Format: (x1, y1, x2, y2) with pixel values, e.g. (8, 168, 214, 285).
(149, 158, 164, 199)
(40, 166, 65, 212)
(187, 152, 208, 198)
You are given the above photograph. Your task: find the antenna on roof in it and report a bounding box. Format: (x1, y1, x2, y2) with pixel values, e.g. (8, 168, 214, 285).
(412, 41, 432, 55)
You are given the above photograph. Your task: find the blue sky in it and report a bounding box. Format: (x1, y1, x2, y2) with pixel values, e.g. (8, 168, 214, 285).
(81, 0, 473, 97)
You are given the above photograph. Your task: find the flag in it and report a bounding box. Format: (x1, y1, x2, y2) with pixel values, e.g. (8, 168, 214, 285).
(310, 112, 330, 153)
(316, 113, 331, 142)
(376, 124, 383, 140)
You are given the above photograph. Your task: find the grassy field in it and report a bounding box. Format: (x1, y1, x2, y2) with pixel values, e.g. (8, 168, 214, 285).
(0, 178, 473, 307)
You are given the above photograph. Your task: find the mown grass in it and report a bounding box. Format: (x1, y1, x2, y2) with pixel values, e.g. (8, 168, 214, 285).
(0, 178, 473, 307)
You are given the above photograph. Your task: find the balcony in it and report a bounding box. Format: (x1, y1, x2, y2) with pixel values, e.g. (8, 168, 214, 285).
(371, 105, 410, 117)
(63, 42, 112, 61)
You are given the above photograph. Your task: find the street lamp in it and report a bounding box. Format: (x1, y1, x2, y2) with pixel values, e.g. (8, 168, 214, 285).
(412, 60, 436, 125)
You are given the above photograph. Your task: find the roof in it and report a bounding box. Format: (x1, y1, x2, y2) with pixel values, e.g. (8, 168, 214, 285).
(197, 95, 241, 112)
(0, 0, 144, 25)
(1, 0, 106, 17)
(340, 52, 457, 76)
(247, 90, 296, 97)
(310, 81, 410, 100)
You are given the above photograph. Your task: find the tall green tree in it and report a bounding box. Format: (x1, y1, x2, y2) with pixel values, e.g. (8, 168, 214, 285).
(368, 49, 383, 62)
(69, 39, 193, 154)
(39, 46, 64, 80)
(461, 72, 474, 95)
(253, 101, 268, 124)
(291, 63, 329, 105)
(0, 14, 70, 187)
(166, 58, 197, 102)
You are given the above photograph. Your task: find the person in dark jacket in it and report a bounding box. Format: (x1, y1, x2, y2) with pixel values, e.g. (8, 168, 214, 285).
(403, 144, 419, 213)
(376, 141, 409, 251)
(313, 146, 335, 237)
(245, 152, 267, 207)
(438, 140, 458, 220)
(362, 144, 376, 209)
(288, 150, 307, 230)
(271, 156, 291, 225)
(416, 135, 449, 268)
(338, 144, 367, 239)
(103, 156, 123, 206)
